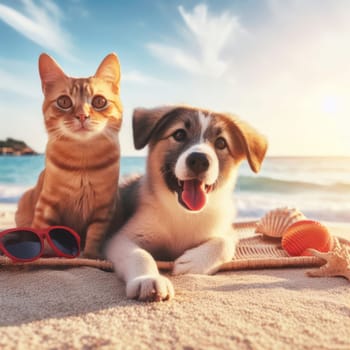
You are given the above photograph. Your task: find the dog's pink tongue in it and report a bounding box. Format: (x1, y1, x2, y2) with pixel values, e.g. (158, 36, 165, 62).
(182, 179, 207, 211)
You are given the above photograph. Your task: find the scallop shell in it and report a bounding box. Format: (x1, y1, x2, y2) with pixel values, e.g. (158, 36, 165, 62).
(282, 220, 333, 256)
(255, 207, 306, 237)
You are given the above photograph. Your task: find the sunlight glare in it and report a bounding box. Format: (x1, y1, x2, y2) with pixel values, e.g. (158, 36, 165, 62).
(321, 95, 341, 114)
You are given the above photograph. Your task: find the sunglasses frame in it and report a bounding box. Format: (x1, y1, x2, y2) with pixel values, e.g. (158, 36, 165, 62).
(0, 226, 81, 262)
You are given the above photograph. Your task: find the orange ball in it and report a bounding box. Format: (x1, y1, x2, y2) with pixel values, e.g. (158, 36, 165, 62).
(281, 220, 333, 256)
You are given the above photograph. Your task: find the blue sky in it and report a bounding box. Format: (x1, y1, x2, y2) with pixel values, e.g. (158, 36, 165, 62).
(0, 0, 349, 156)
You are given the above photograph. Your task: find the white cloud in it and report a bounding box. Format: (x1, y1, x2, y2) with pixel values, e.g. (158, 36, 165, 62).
(0, 0, 74, 59)
(122, 70, 163, 85)
(145, 1, 350, 156)
(0, 68, 39, 98)
(147, 4, 243, 78)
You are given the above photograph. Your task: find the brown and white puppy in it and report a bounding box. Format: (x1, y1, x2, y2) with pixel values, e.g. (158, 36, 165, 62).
(106, 106, 268, 301)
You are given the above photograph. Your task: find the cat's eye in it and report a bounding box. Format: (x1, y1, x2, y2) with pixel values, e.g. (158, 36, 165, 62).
(56, 95, 73, 110)
(92, 95, 108, 110)
(215, 137, 227, 150)
(172, 129, 187, 142)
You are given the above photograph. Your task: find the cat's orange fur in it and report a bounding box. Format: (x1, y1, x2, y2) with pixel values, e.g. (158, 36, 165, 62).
(15, 53, 122, 258)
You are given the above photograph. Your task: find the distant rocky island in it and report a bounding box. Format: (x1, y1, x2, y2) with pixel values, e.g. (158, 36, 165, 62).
(0, 138, 38, 156)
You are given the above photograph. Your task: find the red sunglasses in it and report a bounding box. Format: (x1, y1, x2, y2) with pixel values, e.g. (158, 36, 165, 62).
(0, 226, 80, 262)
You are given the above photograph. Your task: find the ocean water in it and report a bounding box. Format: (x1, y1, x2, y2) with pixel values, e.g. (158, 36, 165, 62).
(0, 155, 349, 223)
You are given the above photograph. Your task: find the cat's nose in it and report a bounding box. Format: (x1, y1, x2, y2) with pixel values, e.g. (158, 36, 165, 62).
(76, 114, 89, 122)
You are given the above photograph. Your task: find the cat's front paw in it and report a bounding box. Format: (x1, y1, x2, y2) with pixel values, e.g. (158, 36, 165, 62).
(126, 275, 174, 302)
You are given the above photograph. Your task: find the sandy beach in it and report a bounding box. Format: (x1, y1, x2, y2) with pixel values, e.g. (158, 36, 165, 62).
(0, 204, 17, 230)
(0, 204, 349, 350)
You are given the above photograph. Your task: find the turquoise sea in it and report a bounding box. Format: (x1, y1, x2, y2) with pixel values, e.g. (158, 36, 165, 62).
(0, 155, 349, 222)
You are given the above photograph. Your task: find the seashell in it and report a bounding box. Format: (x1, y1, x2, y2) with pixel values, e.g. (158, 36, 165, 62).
(255, 207, 306, 237)
(307, 238, 350, 280)
(281, 220, 333, 256)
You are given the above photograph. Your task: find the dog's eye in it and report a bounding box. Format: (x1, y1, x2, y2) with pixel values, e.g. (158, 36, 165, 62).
(215, 137, 227, 150)
(56, 95, 73, 110)
(172, 129, 187, 142)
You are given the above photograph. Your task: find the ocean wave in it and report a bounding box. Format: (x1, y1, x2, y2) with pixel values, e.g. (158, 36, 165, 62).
(0, 184, 28, 203)
(236, 175, 350, 194)
(236, 193, 350, 223)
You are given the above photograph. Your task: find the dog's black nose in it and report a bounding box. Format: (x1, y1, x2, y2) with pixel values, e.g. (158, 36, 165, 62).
(186, 152, 210, 174)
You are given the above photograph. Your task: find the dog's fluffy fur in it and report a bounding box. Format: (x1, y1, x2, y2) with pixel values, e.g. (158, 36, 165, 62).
(106, 106, 268, 301)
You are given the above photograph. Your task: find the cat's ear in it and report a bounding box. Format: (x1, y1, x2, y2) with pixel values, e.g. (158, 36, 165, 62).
(38, 53, 66, 94)
(95, 53, 121, 87)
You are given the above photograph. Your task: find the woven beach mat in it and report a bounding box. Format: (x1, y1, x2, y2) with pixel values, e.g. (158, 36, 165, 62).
(1, 220, 349, 273)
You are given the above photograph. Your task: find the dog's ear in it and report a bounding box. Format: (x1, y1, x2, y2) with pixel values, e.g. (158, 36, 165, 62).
(133, 106, 179, 149)
(228, 116, 268, 173)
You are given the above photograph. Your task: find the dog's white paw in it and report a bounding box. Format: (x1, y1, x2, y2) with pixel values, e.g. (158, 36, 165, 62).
(126, 275, 175, 302)
(173, 248, 221, 275)
(173, 236, 235, 275)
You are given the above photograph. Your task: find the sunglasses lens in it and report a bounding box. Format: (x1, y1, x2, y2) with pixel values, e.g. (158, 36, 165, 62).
(1, 230, 41, 260)
(49, 228, 79, 257)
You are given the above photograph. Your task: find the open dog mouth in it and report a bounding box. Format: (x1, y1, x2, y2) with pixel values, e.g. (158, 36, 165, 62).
(162, 163, 215, 212)
(176, 179, 213, 211)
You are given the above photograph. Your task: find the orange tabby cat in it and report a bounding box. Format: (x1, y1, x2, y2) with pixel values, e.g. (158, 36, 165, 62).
(15, 53, 122, 258)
